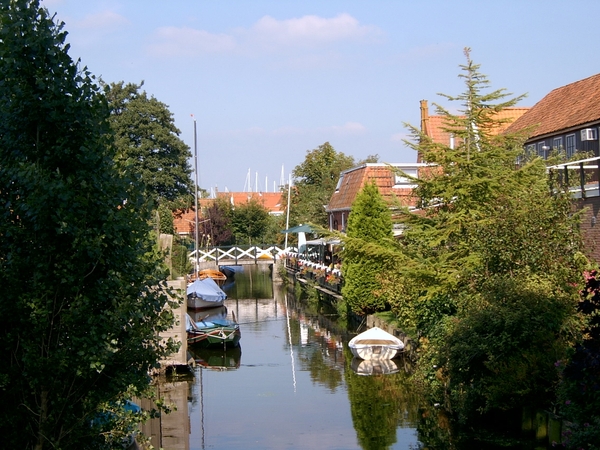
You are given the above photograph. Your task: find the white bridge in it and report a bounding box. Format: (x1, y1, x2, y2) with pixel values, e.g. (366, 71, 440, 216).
(189, 244, 291, 266)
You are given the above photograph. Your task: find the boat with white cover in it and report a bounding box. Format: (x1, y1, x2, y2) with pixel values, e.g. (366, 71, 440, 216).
(348, 327, 404, 360)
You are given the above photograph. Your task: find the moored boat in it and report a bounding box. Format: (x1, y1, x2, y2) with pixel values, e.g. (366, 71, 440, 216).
(185, 313, 241, 348)
(348, 327, 404, 360)
(187, 277, 227, 310)
(190, 269, 227, 285)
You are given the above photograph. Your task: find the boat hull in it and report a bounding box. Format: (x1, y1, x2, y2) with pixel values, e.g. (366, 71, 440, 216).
(186, 296, 225, 310)
(187, 326, 241, 348)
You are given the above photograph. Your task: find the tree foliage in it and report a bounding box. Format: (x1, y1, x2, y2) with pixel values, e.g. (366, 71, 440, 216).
(103, 80, 193, 205)
(0, 2, 177, 448)
(386, 49, 587, 419)
(291, 142, 355, 227)
(342, 181, 393, 315)
(199, 198, 234, 247)
(230, 198, 271, 245)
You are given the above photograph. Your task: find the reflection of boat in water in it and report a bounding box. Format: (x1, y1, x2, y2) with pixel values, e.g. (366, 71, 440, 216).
(348, 327, 404, 360)
(351, 357, 401, 376)
(189, 345, 242, 370)
(186, 313, 241, 348)
(187, 277, 227, 310)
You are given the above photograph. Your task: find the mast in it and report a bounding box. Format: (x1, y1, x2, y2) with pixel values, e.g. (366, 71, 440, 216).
(284, 173, 291, 250)
(193, 116, 199, 274)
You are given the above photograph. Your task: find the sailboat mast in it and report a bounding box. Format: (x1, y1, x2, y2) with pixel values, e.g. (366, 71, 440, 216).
(193, 116, 199, 274)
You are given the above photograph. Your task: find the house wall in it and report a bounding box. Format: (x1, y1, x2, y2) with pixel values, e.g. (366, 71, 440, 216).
(328, 210, 348, 232)
(527, 125, 600, 159)
(576, 196, 600, 262)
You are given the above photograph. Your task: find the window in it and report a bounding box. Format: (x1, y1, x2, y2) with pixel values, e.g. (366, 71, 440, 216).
(334, 175, 344, 192)
(553, 137, 563, 151)
(566, 134, 576, 158)
(537, 142, 548, 159)
(394, 168, 418, 186)
(526, 144, 535, 156)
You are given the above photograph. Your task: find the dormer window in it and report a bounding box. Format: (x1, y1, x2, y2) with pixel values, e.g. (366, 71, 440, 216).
(335, 175, 344, 192)
(394, 168, 418, 186)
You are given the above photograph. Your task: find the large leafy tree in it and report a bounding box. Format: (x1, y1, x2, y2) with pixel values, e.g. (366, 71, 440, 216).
(342, 181, 393, 315)
(387, 49, 587, 419)
(103, 80, 193, 205)
(291, 142, 355, 227)
(0, 2, 177, 448)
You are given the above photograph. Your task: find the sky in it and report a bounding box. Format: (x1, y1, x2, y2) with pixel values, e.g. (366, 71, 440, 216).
(42, 0, 600, 195)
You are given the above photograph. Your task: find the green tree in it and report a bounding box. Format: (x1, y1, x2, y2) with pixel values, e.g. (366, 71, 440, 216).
(390, 49, 587, 419)
(230, 198, 271, 245)
(291, 142, 355, 227)
(103, 80, 193, 205)
(0, 2, 177, 448)
(199, 198, 234, 246)
(342, 181, 393, 315)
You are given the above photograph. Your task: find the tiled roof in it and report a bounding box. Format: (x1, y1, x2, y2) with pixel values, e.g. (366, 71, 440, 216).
(423, 106, 529, 146)
(505, 73, 600, 138)
(216, 191, 284, 214)
(326, 164, 417, 212)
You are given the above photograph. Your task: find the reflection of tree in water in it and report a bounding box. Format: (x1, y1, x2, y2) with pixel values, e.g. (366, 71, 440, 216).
(224, 265, 273, 299)
(344, 347, 420, 450)
(297, 345, 344, 392)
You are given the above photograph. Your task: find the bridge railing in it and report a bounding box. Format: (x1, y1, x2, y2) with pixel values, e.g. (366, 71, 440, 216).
(189, 244, 294, 265)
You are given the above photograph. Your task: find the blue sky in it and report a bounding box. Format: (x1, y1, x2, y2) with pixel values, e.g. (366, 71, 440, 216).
(43, 0, 600, 194)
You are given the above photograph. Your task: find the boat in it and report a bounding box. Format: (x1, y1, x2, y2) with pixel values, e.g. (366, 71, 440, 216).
(190, 269, 227, 285)
(186, 313, 241, 348)
(219, 265, 244, 278)
(187, 277, 227, 310)
(348, 327, 404, 360)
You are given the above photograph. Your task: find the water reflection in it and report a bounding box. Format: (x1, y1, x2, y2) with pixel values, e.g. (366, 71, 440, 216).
(143, 266, 549, 449)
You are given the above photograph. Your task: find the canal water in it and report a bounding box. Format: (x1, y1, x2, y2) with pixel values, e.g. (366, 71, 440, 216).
(143, 265, 551, 450)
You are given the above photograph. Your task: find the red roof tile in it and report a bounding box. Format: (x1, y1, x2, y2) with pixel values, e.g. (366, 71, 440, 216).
(505, 73, 600, 138)
(327, 164, 418, 212)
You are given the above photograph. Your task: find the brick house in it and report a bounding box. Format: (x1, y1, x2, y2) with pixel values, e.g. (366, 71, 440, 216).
(173, 192, 284, 236)
(325, 163, 424, 233)
(505, 73, 600, 261)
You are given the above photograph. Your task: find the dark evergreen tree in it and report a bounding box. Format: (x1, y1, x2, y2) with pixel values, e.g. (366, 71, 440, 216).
(342, 181, 393, 315)
(392, 49, 588, 419)
(0, 2, 177, 448)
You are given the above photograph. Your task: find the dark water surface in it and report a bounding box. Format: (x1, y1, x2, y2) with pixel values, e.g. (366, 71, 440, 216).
(144, 265, 550, 450)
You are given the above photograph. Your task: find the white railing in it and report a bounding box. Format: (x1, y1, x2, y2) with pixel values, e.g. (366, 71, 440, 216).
(189, 245, 295, 265)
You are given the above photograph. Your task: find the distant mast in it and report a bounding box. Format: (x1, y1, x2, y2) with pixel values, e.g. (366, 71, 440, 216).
(192, 115, 199, 274)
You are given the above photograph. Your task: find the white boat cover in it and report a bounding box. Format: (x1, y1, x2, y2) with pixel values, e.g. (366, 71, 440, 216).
(348, 327, 404, 360)
(187, 277, 227, 301)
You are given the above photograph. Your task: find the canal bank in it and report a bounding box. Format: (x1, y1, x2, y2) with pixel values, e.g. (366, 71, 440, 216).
(279, 258, 567, 449)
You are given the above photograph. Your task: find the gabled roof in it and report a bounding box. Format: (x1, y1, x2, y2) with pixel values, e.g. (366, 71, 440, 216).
(505, 73, 600, 139)
(326, 163, 419, 212)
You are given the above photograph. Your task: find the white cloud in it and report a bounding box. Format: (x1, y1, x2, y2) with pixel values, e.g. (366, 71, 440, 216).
(323, 121, 367, 135)
(247, 13, 382, 49)
(74, 10, 130, 31)
(149, 27, 236, 57)
(148, 13, 382, 58)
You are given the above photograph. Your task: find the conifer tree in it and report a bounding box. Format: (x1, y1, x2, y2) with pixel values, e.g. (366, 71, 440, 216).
(390, 49, 587, 418)
(342, 181, 393, 315)
(0, 2, 177, 448)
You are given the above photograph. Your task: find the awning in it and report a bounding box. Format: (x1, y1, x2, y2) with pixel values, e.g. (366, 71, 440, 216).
(280, 224, 314, 234)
